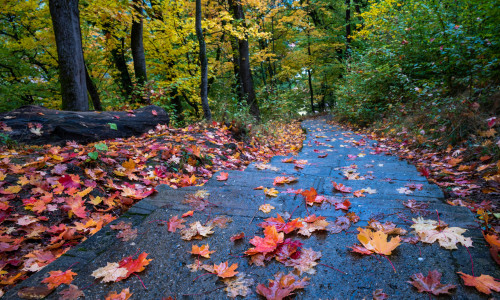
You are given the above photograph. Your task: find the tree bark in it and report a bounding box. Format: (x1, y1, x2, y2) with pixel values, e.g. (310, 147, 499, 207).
(131, 0, 147, 86)
(85, 65, 102, 111)
(111, 38, 133, 97)
(229, 36, 244, 102)
(228, 0, 260, 121)
(345, 0, 351, 54)
(49, 0, 88, 111)
(195, 0, 212, 121)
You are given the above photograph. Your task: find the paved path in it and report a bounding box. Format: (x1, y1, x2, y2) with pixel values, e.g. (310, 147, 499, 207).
(7, 117, 498, 299)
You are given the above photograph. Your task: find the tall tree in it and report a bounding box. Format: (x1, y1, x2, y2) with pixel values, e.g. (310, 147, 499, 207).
(195, 0, 212, 121)
(48, 0, 88, 111)
(228, 0, 260, 121)
(131, 0, 147, 86)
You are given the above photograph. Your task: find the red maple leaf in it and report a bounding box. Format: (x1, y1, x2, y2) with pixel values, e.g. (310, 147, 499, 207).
(246, 226, 284, 255)
(332, 181, 352, 193)
(167, 215, 186, 232)
(58, 175, 81, 189)
(256, 272, 309, 300)
(117, 252, 152, 280)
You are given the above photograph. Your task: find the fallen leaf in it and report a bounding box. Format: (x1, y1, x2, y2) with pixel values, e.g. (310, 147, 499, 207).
(408, 270, 456, 295)
(216, 172, 229, 181)
(190, 244, 215, 258)
(223, 273, 254, 298)
(230, 232, 245, 242)
(167, 215, 186, 233)
(182, 210, 194, 218)
(264, 188, 279, 197)
(256, 272, 309, 300)
(284, 248, 321, 275)
(180, 221, 214, 240)
(91, 263, 128, 282)
(246, 226, 284, 255)
(357, 228, 400, 255)
(259, 204, 275, 213)
(411, 217, 472, 249)
(41, 269, 77, 289)
(214, 262, 238, 278)
(457, 272, 500, 295)
(372, 289, 388, 300)
(17, 286, 54, 299)
(105, 288, 132, 300)
(367, 220, 407, 235)
(58, 284, 84, 300)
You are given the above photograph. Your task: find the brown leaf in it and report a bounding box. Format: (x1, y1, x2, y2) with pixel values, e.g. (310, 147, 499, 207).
(408, 270, 456, 295)
(58, 284, 85, 300)
(213, 262, 238, 278)
(223, 273, 254, 298)
(105, 288, 133, 300)
(18, 286, 54, 299)
(230, 232, 245, 242)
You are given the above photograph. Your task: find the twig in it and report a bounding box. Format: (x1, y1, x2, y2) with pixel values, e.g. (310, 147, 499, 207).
(249, 209, 259, 225)
(65, 261, 79, 272)
(381, 254, 396, 273)
(134, 273, 147, 289)
(288, 204, 300, 220)
(319, 263, 346, 274)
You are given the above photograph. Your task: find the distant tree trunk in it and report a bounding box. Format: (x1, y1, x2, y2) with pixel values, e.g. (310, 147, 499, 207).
(195, 0, 212, 121)
(111, 38, 133, 97)
(131, 0, 147, 86)
(229, 36, 244, 102)
(228, 0, 260, 121)
(49, 0, 88, 111)
(85, 66, 102, 111)
(345, 0, 351, 54)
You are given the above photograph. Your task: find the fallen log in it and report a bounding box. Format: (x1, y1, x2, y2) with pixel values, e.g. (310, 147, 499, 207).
(0, 105, 169, 146)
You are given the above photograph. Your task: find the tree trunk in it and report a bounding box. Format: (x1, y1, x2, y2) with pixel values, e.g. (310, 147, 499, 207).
(111, 38, 133, 97)
(228, 0, 260, 121)
(85, 65, 102, 111)
(49, 0, 88, 111)
(131, 0, 147, 86)
(195, 0, 212, 121)
(345, 0, 351, 54)
(229, 36, 244, 102)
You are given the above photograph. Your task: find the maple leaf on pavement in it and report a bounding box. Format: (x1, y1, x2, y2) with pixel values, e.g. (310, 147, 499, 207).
(372, 289, 388, 300)
(117, 252, 152, 280)
(58, 284, 84, 300)
(182, 210, 194, 218)
(256, 272, 309, 300)
(180, 221, 214, 240)
(246, 225, 284, 255)
(457, 272, 500, 295)
(259, 204, 275, 213)
(264, 188, 279, 197)
(411, 217, 472, 249)
(367, 220, 407, 235)
(105, 288, 133, 300)
(167, 215, 186, 232)
(92, 263, 128, 282)
(408, 270, 456, 295)
(223, 273, 254, 298)
(334, 199, 351, 210)
(284, 248, 322, 275)
(41, 269, 77, 289)
(190, 244, 215, 258)
(332, 181, 352, 193)
(230, 232, 245, 242)
(216, 172, 228, 181)
(214, 262, 238, 278)
(357, 228, 401, 255)
(349, 244, 372, 255)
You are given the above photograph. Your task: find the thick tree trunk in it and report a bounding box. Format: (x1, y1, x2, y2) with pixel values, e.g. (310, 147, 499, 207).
(131, 0, 147, 86)
(85, 66, 102, 111)
(49, 0, 88, 111)
(195, 0, 212, 121)
(228, 0, 260, 121)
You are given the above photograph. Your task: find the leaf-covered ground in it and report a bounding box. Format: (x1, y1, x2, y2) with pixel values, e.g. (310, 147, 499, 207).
(0, 121, 305, 292)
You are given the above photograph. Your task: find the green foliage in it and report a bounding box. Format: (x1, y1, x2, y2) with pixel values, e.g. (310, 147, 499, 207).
(336, 0, 500, 130)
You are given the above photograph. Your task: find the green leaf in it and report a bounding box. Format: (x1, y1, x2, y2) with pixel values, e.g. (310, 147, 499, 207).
(108, 123, 117, 130)
(88, 152, 99, 160)
(94, 143, 108, 151)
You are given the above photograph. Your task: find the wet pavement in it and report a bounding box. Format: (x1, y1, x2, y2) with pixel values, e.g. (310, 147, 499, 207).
(7, 117, 499, 299)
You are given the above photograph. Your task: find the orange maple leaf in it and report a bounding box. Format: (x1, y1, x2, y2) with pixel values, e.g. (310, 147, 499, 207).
(213, 262, 238, 278)
(182, 210, 194, 218)
(300, 187, 317, 204)
(190, 244, 215, 258)
(357, 228, 401, 255)
(457, 272, 500, 295)
(105, 288, 133, 300)
(41, 269, 77, 289)
(246, 226, 284, 255)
